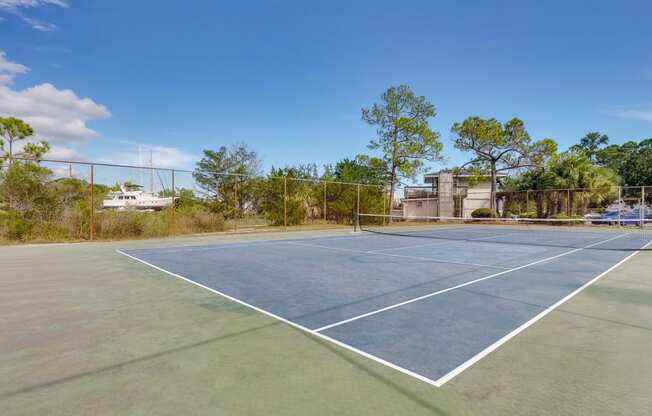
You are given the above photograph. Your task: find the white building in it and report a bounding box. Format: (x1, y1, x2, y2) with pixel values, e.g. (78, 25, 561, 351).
(401, 170, 506, 218)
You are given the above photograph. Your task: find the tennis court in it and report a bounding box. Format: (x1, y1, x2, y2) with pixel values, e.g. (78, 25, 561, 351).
(118, 220, 651, 387)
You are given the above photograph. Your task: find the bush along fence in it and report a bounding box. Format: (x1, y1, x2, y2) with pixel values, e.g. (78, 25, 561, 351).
(0, 157, 388, 242)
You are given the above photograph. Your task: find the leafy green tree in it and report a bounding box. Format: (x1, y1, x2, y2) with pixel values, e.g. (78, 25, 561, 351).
(0, 161, 60, 239)
(333, 155, 390, 184)
(596, 139, 652, 186)
(193, 144, 262, 217)
(261, 166, 314, 225)
(502, 149, 619, 217)
(549, 151, 619, 215)
(0, 117, 50, 162)
(319, 155, 388, 221)
(362, 85, 444, 213)
(451, 116, 557, 210)
(570, 132, 609, 162)
(159, 187, 197, 208)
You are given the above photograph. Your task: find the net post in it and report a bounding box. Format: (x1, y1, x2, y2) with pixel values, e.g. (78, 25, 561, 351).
(170, 170, 176, 236)
(89, 164, 94, 241)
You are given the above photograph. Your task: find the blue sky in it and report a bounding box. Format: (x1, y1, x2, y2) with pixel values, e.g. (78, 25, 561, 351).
(1, 0, 651, 181)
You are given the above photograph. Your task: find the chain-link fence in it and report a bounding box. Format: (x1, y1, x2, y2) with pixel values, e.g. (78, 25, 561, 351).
(0, 158, 388, 242)
(498, 186, 650, 226)
(399, 185, 651, 227)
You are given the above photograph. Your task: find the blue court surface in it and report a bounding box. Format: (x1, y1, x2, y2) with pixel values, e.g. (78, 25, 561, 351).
(118, 226, 651, 387)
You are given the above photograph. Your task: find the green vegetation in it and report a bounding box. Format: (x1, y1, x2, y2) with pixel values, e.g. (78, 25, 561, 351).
(193, 144, 263, 217)
(0, 122, 388, 242)
(1, 88, 650, 243)
(594, 138, 652, 186)
(362, 85, 443, 213)
(0, 161, 225, 242)
(470, 207, 497, 218)
(450, 116, 557, 210)
(500, 132, 629, 218)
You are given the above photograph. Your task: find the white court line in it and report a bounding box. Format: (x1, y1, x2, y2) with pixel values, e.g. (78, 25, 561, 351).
(116, 232, 645, 389)
(313, 233, 628, 332)
(115, 249, 443, 388)
(432, 238, 652, 386)
(129, 240, 291, 253)
(370, 232, 519, 253)
(287, 241, 509, 270)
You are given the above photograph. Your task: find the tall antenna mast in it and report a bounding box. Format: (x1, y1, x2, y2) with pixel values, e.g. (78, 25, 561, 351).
(138, 145, 143, 187)
(150, 149, 154, 193)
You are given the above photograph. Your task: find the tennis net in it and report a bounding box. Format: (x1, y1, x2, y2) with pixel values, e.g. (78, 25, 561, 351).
(354, 213, 651, 252)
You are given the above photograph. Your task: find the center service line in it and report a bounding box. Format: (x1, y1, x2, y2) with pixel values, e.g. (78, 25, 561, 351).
(313, 233, 628, 332)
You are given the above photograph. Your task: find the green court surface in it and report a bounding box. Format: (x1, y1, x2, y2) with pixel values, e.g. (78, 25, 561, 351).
(1, 229, 651, 416)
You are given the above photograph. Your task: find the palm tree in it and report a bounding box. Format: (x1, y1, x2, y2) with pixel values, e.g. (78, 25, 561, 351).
(550, 151, 619, 216)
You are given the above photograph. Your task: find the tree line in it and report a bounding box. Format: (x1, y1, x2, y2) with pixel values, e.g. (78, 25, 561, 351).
(1, 85, 651, 241)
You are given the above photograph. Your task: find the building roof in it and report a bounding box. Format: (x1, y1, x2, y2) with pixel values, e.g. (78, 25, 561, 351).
(423, 170, 507, 179)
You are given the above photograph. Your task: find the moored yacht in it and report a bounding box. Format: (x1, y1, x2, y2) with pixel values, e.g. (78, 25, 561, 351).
(102, 183, 174, 211)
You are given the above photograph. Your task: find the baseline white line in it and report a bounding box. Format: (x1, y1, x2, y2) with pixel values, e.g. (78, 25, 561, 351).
(129, 240, 290, 253)
(115, 249, 443, 388)
(313, 233, 628, 332)
(370, 232, 520, 253)
(287, 241, 508, 270)
(432, 238, 652, 386)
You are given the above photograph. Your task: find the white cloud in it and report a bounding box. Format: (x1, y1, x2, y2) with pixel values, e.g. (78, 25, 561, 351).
(22, 16, 57, 31)
(0, 52, 193, 172)
(0, 50, 29, 84)
(46, 144, 87, 160)
(102, 145, 198, 170)
(0, 51, 111, 145)
(607, 108, 652, 122)
(0, 0, 67, 31)
(0, 1, 68, 9)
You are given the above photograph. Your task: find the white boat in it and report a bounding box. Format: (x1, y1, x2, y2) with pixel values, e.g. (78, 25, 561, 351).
(102, 184, 174, 211)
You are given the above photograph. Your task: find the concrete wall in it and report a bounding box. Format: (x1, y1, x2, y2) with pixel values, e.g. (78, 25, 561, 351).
(462, 180, 493, 218)
(438, 172, 455, 217)
(403, 198, 438, 217)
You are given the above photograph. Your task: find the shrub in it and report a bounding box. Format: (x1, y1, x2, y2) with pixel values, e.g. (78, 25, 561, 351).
(175, 205, 225, 234)
(471, 208, 497, 218)
(1, 211, 33, 240)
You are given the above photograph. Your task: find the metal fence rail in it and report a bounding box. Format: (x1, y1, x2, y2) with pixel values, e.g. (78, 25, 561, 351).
(1, 157, 389, 241)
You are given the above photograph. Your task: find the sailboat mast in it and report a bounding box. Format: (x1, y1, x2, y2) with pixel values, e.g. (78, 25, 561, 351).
(138, 145, 144, 188)
(150, 149, 154, 193)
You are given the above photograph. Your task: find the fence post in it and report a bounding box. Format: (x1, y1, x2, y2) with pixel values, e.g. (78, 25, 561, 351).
(526, 190, 530, 214)
(89, 164, 94, 241)
(283, 176, 287, 231)
(323, 181, 327, 221)
(170, 170, 175, 236)
(567, 189, 571, 217)
(382, 186, 386, 215)
(234, 176, 238, 232)
(356, 184, 361, 217)
(641, 186, 645, 229)
(618, 186, 622, 227)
